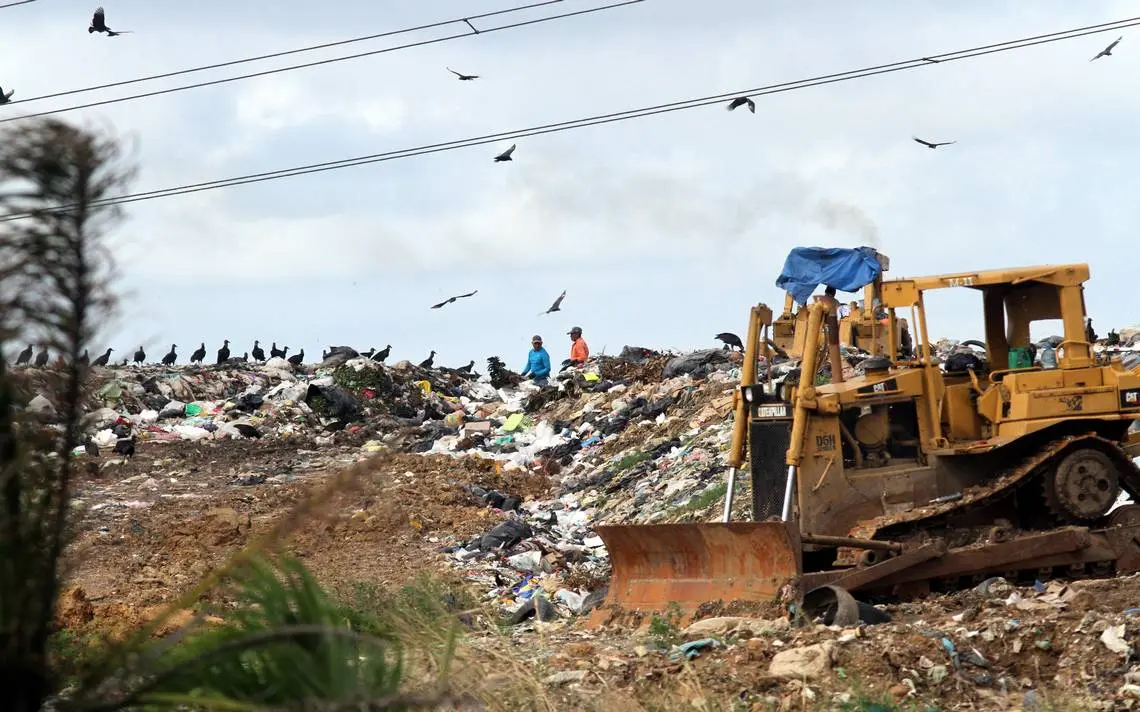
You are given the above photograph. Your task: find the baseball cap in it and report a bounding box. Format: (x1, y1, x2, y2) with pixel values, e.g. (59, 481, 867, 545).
(568, 326, 582, 335)
(531, 334, 543, 342)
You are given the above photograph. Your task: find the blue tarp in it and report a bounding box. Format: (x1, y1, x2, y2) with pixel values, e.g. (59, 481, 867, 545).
(775, 246, 884, 306)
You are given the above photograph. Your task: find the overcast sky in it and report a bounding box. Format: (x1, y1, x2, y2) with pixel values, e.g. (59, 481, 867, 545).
(4, 0, 1138, 367)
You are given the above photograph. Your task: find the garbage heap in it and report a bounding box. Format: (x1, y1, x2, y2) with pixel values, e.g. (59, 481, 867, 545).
(432, 346, 778, 624)
(9, 355, 502, 452)
(533, 573, 1140, 710)
(423, 333, 1140, 628)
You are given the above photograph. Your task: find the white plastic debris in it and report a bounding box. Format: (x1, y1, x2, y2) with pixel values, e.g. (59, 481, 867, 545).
(171, 425, 210, 441)
(1101, 624, 1130, 656)
(27, 394, 56, 415)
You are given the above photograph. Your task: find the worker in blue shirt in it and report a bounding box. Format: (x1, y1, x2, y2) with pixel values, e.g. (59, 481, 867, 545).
(520, 334, 551, 385)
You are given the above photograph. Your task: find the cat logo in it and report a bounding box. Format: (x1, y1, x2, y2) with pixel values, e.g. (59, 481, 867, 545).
(872, 382, 886, 392)
(1127, 391, 1139, 405)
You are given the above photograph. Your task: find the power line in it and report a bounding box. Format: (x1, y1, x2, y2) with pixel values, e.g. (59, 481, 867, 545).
(0, 0, 644, 124)
(2, 14, 1134, 221)
(0, 0, 38, 9)
(7, 0, 564, 107)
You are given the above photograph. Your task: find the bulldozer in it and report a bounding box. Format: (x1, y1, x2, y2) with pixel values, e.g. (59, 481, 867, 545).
(597, 259, 1140, 617)
(772, 269, 911, 360)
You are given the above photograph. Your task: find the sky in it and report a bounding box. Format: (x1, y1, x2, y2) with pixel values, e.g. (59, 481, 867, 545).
(2, 0, 1139, 368)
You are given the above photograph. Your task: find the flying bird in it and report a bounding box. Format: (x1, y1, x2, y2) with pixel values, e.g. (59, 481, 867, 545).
(726, 96, 755, 113)
(447, 67, 479, 80)
(913, 136, 956, 149)
(494, 144, 516, 162)
(715, 332, 744, 351)
(0, 86, 14, 105)
(1091, 36, 1122, 61)
(431, 289, 478, 309)
(89, 7, 132, 36)
(544, 290, 566, 314)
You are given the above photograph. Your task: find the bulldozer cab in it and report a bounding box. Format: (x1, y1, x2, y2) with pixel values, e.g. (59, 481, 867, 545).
(784, 263, 1140, 546)
(774, 287, 911, 360)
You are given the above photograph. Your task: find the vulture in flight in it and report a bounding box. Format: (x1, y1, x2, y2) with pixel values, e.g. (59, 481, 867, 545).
(89, 7, 132, 36)
(494, 144, 516, 162)
(913, 136, 956, 149)
(727, 96, 755, 113)
(1090, 36, 1122, 61)
(544, 290, 566, 314)
(431, 289, 478, 309)
(448, 67, 479, 80)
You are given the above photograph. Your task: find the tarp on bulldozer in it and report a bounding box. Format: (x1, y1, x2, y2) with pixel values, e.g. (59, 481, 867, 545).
(595, 522, 801, 613)
(776, 245, 884, 305)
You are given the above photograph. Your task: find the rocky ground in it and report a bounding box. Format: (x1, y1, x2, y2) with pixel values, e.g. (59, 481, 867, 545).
(21, 338, 1140, 710)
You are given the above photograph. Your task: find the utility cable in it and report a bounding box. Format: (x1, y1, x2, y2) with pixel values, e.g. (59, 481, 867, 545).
(0, 0, 38, 9)
(0, 0, 644, 123)
(6, 0, 563, 107)
(1, 14, 1134, 221)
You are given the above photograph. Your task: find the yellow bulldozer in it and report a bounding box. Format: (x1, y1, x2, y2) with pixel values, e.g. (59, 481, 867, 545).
(597, 258, 1140, 617)
(771, 251, 910, 360)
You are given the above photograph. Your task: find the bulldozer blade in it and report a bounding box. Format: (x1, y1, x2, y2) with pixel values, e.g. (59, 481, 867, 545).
(594, 522, 802, 614)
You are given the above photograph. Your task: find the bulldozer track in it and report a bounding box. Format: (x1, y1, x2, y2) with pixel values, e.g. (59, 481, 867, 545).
(848, 432, 1140, 544)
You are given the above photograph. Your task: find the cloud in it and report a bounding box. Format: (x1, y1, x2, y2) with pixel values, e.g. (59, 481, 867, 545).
(6, 0, 1140, 358)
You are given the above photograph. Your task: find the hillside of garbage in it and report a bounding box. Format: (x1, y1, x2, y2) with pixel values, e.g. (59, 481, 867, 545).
(13, 330, 1140, 710)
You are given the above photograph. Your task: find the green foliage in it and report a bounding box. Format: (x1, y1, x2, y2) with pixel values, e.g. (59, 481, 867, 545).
(663, 481, 730, 521)
(613, 451, 652, 473)
(331, 364, 394, 396)
(647, 602, 684, 648)
(134, 556, 407, 707)
(47, 629, 107, 686)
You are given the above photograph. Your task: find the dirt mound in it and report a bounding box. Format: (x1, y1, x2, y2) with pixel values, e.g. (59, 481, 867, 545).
(63, 439, 554, 635)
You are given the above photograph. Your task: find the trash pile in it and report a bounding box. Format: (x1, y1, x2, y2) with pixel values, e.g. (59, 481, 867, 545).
(526, 573, 1140, 710)
(10, 356, 505, 455)
(422, 348, 757, 624)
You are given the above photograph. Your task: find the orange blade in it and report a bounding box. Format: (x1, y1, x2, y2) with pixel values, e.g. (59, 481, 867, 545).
(595, 522, 802, 613)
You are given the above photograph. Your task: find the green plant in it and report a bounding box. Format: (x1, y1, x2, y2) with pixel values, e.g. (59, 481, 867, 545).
(664, 482, 730, 520)
(647, 602, 684, 648)
(122, 556, 410, 708)
(47, 629, 107, 686)
(613, 451, 652, 473)
(332, 364, 394, 395)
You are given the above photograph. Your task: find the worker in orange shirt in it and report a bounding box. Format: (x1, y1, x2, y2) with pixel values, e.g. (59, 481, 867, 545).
(568, 326, 590, 366)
